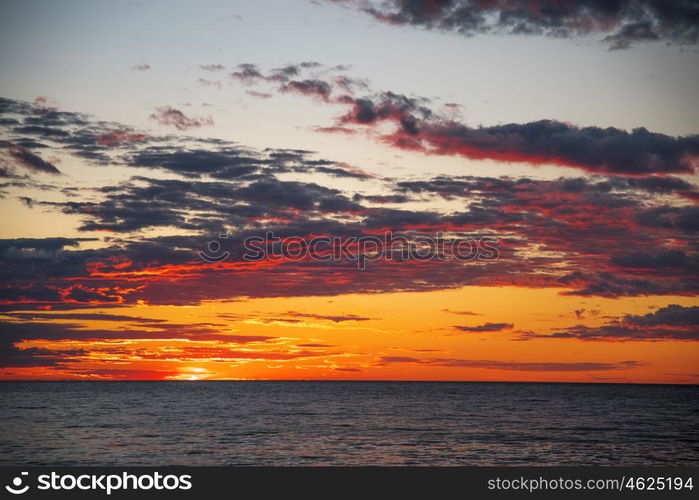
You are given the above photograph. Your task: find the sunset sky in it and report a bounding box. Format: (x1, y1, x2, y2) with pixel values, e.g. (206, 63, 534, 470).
(1, 0, 698, 382)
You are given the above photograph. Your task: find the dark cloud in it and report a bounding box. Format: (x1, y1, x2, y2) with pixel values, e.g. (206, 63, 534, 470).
(333, 90, 699, 174)
(626, 304, 699, 327)
(0, 97, 163, 168)
(0, 166, 17, 178)
(358, 193, 412, 203)
(442, 309, 480, 316)
(233, 65, 699, 175)
(54, 173, 362, 233)
(1, 97, 697, 316)
(636, 205, 699, 232)
(454, 322, 513, 332)
(13, 125, 71, 138)
(2, 142, 61, 174)
(0, 303, 127, 312)
(385, 119, 699, 176)
(2, 173, 697, 308)
(149, 106, 214, 130)
(128, 147, 261, 176)
(315, 165, 373, 179)
(519, 304, 699, 341)
(280, 79, 334, 101)
(232, 178, 361, 212)
(279, 311, 373, 322)
(246, 90, 273, 99)
(0, 237, 91, 252)
(0, 312, 166, 323)
(378, 356, 643, 372)
(0, 345, 86, 368)
(329, 0, 699, 50)
(229, 63, 264, 84)
(0, 319, 276, 360)
(612, 250, 699, 273)
(558, 271, 669, 297)
(200, 64, 225, 71)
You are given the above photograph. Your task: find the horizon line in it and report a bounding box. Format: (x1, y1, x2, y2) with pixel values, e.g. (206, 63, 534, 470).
(1, 379, 697, 386)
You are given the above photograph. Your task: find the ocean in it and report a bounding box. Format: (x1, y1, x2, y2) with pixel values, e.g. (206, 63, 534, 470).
(1, 381, 697, 466)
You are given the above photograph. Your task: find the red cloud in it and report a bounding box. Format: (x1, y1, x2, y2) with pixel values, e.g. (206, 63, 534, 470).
(96, 130, 149, 146)
(149, 106, 214, 130)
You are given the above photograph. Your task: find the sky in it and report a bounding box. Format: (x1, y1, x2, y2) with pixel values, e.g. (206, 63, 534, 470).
(0, 0, 698, 382)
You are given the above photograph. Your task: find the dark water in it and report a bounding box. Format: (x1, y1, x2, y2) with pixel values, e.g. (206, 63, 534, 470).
(1, 381, 697, 466)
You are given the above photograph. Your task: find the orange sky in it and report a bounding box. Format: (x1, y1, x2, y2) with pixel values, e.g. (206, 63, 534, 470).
(5, 286, 697, 383)
(1, 2, 698, 384)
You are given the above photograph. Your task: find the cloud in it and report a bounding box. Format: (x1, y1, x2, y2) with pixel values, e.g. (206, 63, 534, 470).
(0, 345, 86, 368)
(382, 119, 699, 176)
(197, 78, 222, 89)
(0, 237, 90, 252)
(232, 64, 699, 176)
(442, 309, 480, 316)
(130, 63, 151, 72)
(149, 106, 214, 130)
(96, 129, 149, 146)
(636, 205, 699, 232)
(377, 356, 643, 372)
(229, 63, 264, 84)
(65, 368, 179, 380)
(328, 0, 699, 50)
(627, 304, 699, 326)
(1, 96, 697, 315)
(128, 147, 263, 176)
(200, 64, 225, 71)
(279, 311, 373, 322)
(280, 79, 333, 101)
(519, 304, 699, 341)
(0, 318, 278, 368)
(454, 322, 513, 332)
(612, 250, 699, 273)
(0, 312, 166, 323)
(246, 90, 273, 99)
(573, 308, 600, 320)
(334, 92, 699, 175)
(3, 142, 61, 174)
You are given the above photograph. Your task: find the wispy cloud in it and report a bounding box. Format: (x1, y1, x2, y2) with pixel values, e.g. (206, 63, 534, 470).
(378, 356, 644, 372)
(130, 63, 151, 72)
(454, 322, 514, 332)
(149, 106, 214, 130)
